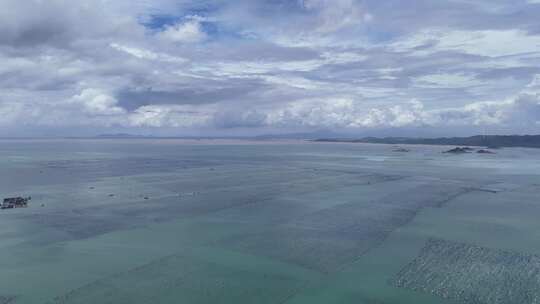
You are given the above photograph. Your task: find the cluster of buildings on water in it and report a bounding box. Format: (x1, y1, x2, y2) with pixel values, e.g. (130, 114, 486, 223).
(1, 197, 30, 209)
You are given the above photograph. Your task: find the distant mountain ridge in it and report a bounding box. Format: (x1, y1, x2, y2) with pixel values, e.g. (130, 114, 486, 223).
(314, 135, 540, 148)
(96, 133, 150, 138)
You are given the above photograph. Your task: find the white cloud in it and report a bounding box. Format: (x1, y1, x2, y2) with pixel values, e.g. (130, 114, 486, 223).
(264, 98, 428, 128)
(394, 29, 540, 57)
(259, 76, 540, 129)
(413, 73, 484, 88)
(110, 43, 187, 63)
(299, 0, 372, 33)
(201, 51, 366, 78)
(2, 78, 539, 132)
(157, 18, 207, 43)
(528, 74, 540, 89)
(72, 89, 125, 116)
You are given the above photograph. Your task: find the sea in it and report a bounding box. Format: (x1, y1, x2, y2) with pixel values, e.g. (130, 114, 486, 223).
(1, 139, 540, 304)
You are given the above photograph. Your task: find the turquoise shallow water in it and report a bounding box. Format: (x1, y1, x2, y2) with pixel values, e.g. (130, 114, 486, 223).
(1, 139, 540, 304)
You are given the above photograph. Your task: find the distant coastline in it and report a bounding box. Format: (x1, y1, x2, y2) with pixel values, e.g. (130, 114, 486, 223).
(314, 135, 540, 149)
(3, 134, 540, 149)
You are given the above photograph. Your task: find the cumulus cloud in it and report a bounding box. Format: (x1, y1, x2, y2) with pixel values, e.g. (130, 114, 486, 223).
(72, 89, 125, 116)
(298, 93, 537, 129)
(254, 94, 539, 130)
(157, 17, 207, 43)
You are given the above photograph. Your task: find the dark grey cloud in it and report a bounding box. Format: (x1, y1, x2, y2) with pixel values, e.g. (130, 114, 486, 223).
(213, 109, 267, 128)
(116, 79, 271, 110)
(0, 0, 140, 49)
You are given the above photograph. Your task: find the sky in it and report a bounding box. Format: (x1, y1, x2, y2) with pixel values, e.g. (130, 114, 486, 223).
(1, 0, 540, 137)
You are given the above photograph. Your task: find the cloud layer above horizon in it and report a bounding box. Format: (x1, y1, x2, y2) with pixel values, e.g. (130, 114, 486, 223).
(1, 0, 540, 136)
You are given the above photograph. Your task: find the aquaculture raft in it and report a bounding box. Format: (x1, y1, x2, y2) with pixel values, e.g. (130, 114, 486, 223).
(393, 238, 540, 304)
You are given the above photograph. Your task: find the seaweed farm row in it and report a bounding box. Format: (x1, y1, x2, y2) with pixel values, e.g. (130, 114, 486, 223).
(220, 182, 476, 273)
(394, 238, 540, 304)
(52, 250, 306, 304)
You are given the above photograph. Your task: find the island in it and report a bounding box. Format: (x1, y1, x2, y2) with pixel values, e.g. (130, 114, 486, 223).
(314, 135, 540, 149)
(443, 147, 471, 154)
